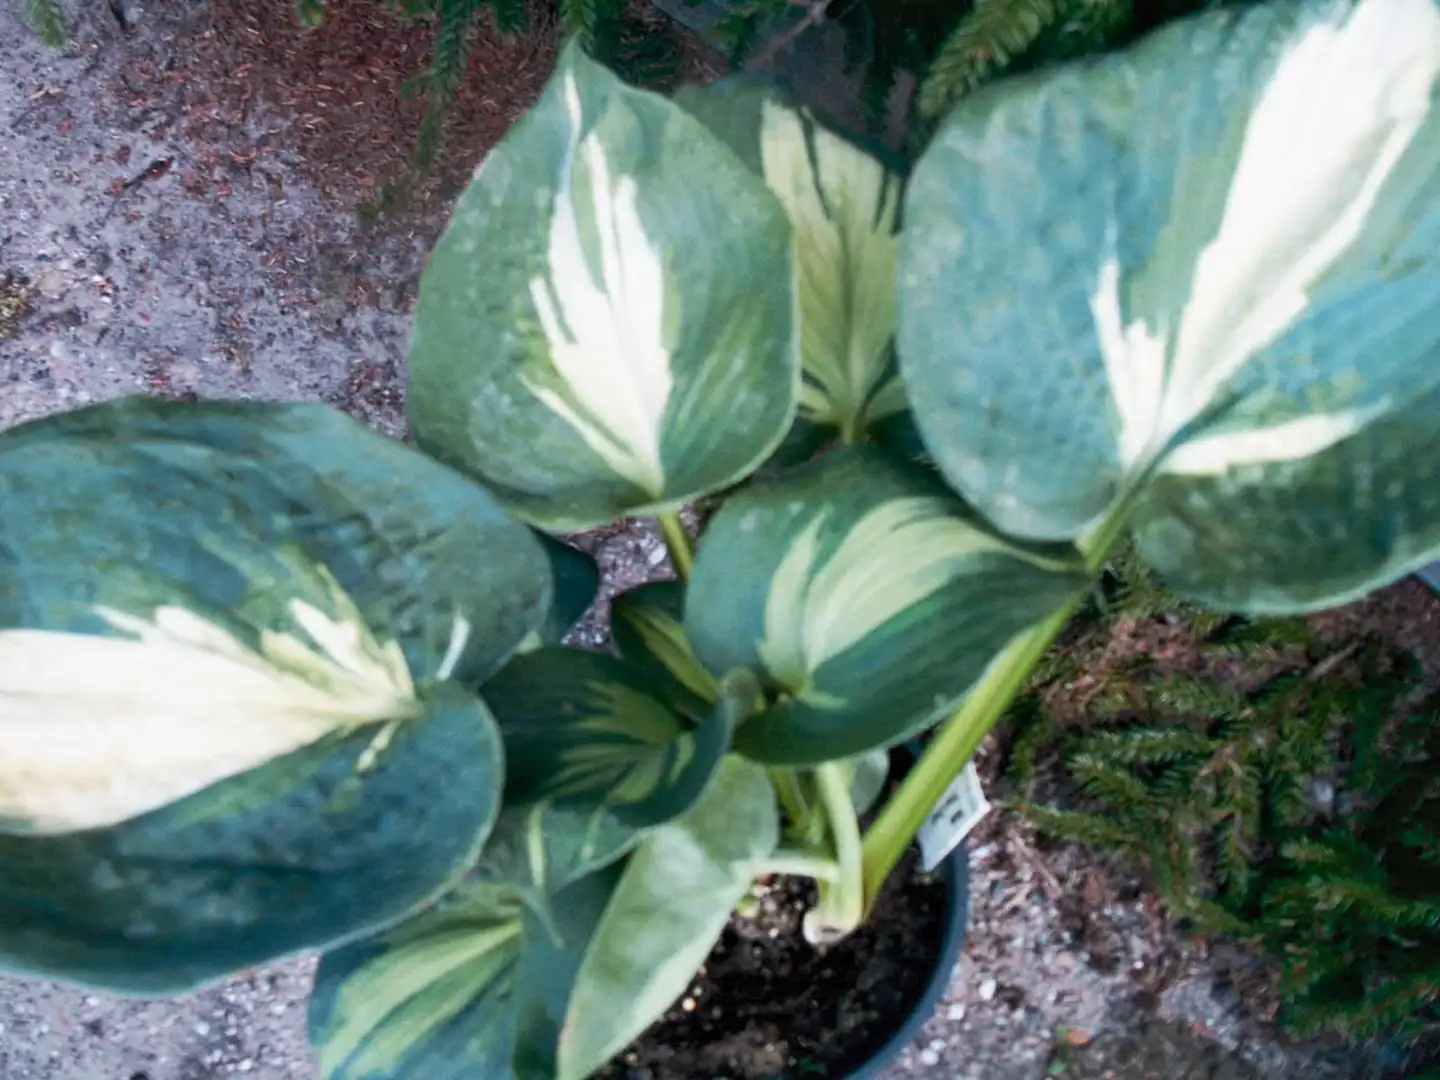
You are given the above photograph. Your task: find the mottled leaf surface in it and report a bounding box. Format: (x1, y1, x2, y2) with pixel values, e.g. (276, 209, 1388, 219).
(0, 683, 503, 992)
(408, 43, 798, 530)
(900, 0, 1440, 610)
(0, 398, 536, 987)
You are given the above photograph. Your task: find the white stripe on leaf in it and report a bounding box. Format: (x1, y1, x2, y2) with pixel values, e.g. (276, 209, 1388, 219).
(757, 498, 1005, 704)
(1094, 0, 1440, 475)
(1161, 405, 1387, 476)
(525, 73, 674, 496)
(0, 574, 419, 835)
(759, 102, 902, 435)
(317, 904, 523, 1079)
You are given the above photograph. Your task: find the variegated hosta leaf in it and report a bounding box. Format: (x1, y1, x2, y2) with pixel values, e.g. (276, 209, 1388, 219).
(611, 580, 720, 708)
(0, 397, 541, 987)
(900, 0, 1440, 611)
(677, 77, 908, 442)
(308, 866, 621, 1080)
(556, 756, 778, 1080)
(482, 649, 756, 845)
(0, 682, 504, 992)
(408, 43, 798, 532)
(685, 449, 1087, 764)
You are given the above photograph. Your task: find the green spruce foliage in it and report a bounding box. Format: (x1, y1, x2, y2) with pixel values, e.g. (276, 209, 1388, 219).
(1010, 544, 1440, 1043)
(26, 0, 68, 46)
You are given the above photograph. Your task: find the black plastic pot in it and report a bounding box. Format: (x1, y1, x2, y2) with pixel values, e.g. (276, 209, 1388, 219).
(843, 845, 970, 1080)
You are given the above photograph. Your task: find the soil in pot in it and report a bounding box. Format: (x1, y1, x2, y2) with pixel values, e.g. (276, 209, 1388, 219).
(596, 845, 949, 1080)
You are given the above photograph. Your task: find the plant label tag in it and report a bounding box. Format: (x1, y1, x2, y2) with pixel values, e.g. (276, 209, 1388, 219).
(917, 761, 990, 872)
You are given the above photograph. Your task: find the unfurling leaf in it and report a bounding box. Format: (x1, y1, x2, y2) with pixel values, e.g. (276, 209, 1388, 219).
(901, 0, 1440, 612)
(678, 78, 907, 443)
(611, 580, 720, 707)
(482, 650, 755, 854)
(408, 43, 798, 531)
(686, 449, 1087, 763)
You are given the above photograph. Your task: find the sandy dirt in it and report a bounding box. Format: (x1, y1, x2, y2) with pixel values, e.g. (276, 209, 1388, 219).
(0, 1, 1431, 1078)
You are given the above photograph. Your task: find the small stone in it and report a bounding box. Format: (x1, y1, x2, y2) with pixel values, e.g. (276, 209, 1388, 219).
(946, 1003, 967, 1022)
(1064, 1026, 1093, 1048)
(195, 1021, 210, 1036)
(646, 544, 667, 567)
(978, 978, 998, 1002)
(919, 1048, 941, 1067)
(681, 998, 696, 1012)
(34, 268, 68, 300)
(237, 1059, 255, 1073)
(928, 1038, 946, 1053)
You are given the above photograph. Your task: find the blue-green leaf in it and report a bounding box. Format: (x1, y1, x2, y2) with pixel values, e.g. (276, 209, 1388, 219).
(556, 756, 778, 1080)
(0, 682, 503, 993)
(686, 449, 1087, 763)
(533, 533, 600, 647)
(900, 0, 1440, 611)
(408, 42, 799, 531)
(0, 397, 540, 988)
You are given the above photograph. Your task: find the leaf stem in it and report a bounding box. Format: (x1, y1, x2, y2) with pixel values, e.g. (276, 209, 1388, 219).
(805, 762, 866, 943)
(770, 767, 814, 841)
(754, 850, 843, 883)
(858, 510, 1131, 908)
(858, 601, 1078, 905)
(656, 510, 694, 581)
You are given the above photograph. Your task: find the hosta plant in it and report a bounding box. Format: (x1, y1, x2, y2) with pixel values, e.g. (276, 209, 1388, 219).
(1, 0, 1438, 1073)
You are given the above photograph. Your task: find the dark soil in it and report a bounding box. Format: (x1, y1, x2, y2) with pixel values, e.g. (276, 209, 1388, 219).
(597, 847, 952, 1080)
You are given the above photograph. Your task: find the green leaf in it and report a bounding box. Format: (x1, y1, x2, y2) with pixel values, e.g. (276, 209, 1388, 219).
(685, 448, 1087, 763)
(556, 756, 778, 1080)
(0, 397, 542, 989)
(408, 42, 799, 531)
(472, 800, 635, 909)
(899, 0, 1440, 611)
(533, 533, 600, 647)
(0, 682, 504, 993)
(611, 580, 720, 707)
(677, 77, 907, 442)
(309, 866, 621, 1080)
(482, 649, 756, 853)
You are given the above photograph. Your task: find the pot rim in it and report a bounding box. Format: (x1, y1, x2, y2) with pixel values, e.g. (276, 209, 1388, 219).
(840, 843, 970, 1080)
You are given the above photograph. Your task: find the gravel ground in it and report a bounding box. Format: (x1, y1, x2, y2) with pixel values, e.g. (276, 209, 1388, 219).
(0, 3, 1429, 1079)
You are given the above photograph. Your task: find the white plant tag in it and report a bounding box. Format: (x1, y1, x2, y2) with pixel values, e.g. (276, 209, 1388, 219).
(917, 761, 991, 872)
